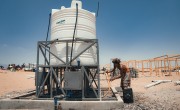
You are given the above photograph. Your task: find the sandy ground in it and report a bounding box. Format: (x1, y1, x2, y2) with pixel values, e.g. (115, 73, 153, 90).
(0, 70, 180, 109)
(0, 70, 35, 98)
(101, 72, 180, 109)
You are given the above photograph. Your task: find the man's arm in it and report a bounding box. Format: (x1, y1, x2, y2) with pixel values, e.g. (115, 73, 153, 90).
(106, 67, 115, 73)
(110, 74, 121, 81)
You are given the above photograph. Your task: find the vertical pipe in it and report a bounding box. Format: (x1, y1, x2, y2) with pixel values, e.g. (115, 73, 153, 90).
(82, 67, 85, 99)
(36, 42, 40, 97)
(70, 3, 78, 65)
(42, 70, 45, 95)
(66, 42, 68, 71)
(84, 68, 89, 98)
(97, 40, 101, 100)
(60, 68, 63, 87)
(49, 47, 51, 65)
(52, 68, 55, 94)
(50, 67, 53, 98)
(45, 14, 51, 66)
(56, 67, 58, 95)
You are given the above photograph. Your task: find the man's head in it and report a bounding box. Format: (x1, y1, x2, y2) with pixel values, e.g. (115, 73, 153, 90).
(112, 58, 121, 64)
(112, 58, 121, 67)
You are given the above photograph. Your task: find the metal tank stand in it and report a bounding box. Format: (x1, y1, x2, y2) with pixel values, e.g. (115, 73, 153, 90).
(35, 39, 100, 101)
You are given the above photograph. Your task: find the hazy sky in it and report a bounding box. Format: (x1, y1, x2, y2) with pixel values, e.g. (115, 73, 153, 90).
(0, 0, 180, 66)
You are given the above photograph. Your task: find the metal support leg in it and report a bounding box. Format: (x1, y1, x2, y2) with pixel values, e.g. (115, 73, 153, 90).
(97, 40, 100, 99)
(36, 42, 40, 97)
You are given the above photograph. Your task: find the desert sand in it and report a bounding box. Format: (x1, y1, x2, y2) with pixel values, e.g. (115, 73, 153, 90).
(0, 70, 35, 98)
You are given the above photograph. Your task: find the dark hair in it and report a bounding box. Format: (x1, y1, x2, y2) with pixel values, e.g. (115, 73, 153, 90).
(112, 58, 121, 64)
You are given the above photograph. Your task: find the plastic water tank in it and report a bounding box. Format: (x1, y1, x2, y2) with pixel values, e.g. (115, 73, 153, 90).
(50, 0, 97, 65)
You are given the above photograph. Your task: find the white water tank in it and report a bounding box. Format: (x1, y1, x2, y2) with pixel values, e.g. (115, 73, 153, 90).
(50, 0, 97, 65)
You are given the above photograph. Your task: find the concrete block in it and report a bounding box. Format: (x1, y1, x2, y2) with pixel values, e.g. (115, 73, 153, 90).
(0, 99, 53, 109)
(0, 99, 123, 110)
(59, 101, 123, 110)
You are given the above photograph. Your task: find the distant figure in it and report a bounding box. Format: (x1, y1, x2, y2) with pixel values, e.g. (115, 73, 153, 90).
(7, 64, 16, 72)
(15, 65, 21, 71)
(130, 67, 138, 78)
(0, 66, 6, 73)
(21, 63, 25, 69)
(7, 64, 11, 70)
(0, 66, 4, 69)
(106, 58, 131, 90)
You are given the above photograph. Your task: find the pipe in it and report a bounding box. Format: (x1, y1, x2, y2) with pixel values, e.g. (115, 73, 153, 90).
(96, 1, 99, 18)
(70, 3, 78, 66)
(44, 13, 51, 65)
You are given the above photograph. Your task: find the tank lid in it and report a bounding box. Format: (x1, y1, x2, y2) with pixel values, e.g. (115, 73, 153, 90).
(61, 6, 65, 10)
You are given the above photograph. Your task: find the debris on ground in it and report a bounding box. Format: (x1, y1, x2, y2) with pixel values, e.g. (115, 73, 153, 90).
(174, 81, 180, 86)
(145, 80, 172, 88)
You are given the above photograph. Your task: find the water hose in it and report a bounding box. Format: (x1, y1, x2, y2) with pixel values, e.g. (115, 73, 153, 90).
(70, 3, 78, 66)
(44, 13, 51, 65)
